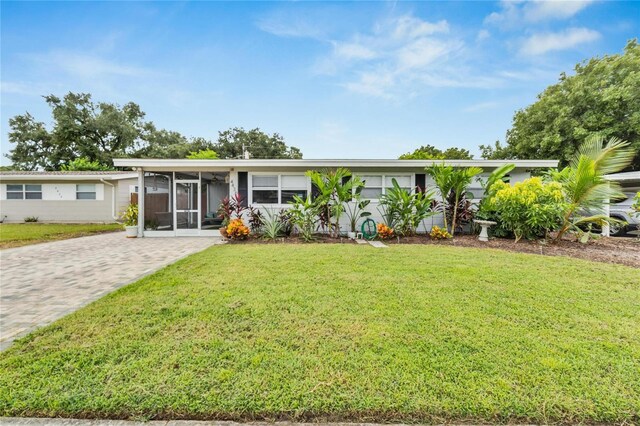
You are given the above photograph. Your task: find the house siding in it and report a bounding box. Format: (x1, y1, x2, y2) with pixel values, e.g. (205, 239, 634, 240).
(0, 181, 116, 223)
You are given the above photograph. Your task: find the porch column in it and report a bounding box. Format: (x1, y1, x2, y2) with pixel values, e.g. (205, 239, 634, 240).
(137, 168, 145, 237)
(602, 197, 610, 237)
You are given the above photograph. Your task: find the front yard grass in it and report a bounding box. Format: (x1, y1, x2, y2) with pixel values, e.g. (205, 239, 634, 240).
(1, 244, 638, 423)
(0, 223, 122, 249)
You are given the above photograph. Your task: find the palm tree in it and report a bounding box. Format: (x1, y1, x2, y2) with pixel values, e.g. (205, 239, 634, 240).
(306, 167, 353, 238)
(426, 164, 483, 236)
(449, 167, 483, 236)
(554, 135, 635, 241)
(426, 164, 455, 232)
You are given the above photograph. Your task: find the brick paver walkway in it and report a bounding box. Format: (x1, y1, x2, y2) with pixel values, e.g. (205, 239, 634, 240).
(0, 232, 221, 350)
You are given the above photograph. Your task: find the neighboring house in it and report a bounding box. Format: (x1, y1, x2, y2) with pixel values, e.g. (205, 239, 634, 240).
(604, 171, 640, 236)
(0, 171, 138, 223)
(111, 158, 558, 237)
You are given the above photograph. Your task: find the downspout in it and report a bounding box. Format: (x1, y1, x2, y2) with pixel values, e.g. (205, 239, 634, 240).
(100, 179, 118, 221)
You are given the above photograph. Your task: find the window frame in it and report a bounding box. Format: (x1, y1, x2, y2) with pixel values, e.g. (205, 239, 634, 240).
(354, 173, 415, 202)
(6, 184, 42, 200)
(76, 184, 97, 200)
(248, 172, 310, 206)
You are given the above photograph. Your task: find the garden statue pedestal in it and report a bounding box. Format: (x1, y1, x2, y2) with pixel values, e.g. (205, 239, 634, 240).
(474, 220, 497, 242)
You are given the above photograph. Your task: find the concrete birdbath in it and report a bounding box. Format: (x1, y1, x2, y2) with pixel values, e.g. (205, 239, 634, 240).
(474, 219, 497, 242)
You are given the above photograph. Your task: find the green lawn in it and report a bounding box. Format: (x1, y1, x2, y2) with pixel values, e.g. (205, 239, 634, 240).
(0, 223, 122, 249)
(1, 245, 638, 423)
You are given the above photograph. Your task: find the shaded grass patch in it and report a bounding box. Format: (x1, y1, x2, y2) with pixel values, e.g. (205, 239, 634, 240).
(0, 223, 121, 249)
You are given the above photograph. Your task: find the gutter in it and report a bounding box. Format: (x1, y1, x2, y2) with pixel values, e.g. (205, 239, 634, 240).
(100, 179, 118, 220)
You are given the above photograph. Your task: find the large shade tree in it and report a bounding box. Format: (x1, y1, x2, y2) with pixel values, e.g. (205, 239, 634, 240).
(214, 127, 302, 159)
(399, 145, 473, 160)
(8, 93, 151, 170)
(480, 39, 640, 170)
(6, 93, 304, 170)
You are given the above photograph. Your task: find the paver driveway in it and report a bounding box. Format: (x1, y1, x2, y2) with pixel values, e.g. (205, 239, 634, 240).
(0, 232, 221, 350)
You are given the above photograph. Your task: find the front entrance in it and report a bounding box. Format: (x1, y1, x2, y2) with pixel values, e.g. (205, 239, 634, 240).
(174, 179, 200, 236)
(141, 171, 228, 237)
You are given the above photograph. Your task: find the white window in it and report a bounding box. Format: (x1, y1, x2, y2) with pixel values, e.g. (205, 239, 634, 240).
(358, 174, 413, 200)
(76, 184, 96, 200)
(360, 175, 383, 200)
(6, 184, 42, 200)
(280, 175, 307, 204)
(250, 174, 308, 205)
(252, 175, 278, 204)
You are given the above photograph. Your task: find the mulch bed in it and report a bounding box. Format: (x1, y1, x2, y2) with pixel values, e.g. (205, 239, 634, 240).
(225, 234, 640, 268)
(386, 234, 640, 268)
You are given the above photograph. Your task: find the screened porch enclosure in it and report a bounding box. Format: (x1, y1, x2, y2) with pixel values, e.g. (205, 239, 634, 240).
(137, 171, 229, 236)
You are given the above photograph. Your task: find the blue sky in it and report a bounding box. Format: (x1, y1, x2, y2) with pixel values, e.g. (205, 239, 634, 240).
(1, 1, 638, 163)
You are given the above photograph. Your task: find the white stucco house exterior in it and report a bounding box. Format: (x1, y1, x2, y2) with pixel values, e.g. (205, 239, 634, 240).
(110, 158, 558, 237)
(0, 171, 139, 223)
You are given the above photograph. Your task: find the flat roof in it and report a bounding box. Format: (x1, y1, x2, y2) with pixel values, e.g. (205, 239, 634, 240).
(0, 171, 137, 181)
(605, 171, 640, 182)
(113, 158, 559, 170)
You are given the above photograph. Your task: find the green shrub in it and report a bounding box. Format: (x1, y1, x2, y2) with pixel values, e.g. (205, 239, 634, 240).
(260, 208, 284, 241)
(23, 216, 39, 223)
(378, 178, 435, 236)
(119, 204, 139, 227)
(289, 195, 317, 242)
(489, 177, 566, 241)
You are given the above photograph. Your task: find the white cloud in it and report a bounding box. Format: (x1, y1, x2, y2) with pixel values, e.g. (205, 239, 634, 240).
(383, 16, 449, 39)
(343, 70, 396, 98)
(476, 29, 491, 42)
(28, 51, 153, 79)
(485, 0, 595, 27)
(520, 27, 600, 55)
(333, 42, 378, 60)
(524, 0, 595, 22)
(257, 18, 325, 39)
(259, 12, 510, 98)
(317, 15, 484, 97)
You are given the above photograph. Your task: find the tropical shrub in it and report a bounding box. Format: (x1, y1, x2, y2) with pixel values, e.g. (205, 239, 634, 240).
(218, 193, 247, 227)
(260, 208, 284, 241)
(444, 191, 474, 234)
(289, 194, 317, 242)
(475, 164, 516, 237)
(120, 204, 138, 227)
(376, 223, 394, 240)
(550, 135, 635, 241)
(379, 178, 435, 236)
(429, 225, 451, 240)
(426, 164, 483, 236)
(225, 218, 250, 240)
(277, 209, 294, 237)
(489, 177, 566, 241)
(23, 216, 39, 223)
(306, 168, 360, 238)
(247, 206, 263, 234)
(343, 178, 370, 233)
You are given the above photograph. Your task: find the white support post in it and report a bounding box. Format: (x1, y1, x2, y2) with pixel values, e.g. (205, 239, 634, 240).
(602, 197, 610, 237)
(137, 168, 145, 237)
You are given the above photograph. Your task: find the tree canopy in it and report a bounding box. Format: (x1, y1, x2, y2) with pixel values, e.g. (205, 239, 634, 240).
(399, 145, 473, 160)
(186, 149, 219, 159)
(480, 39, 640, 170)
(8, 93, 151, 170)
(214, 127, 302, 159)
(6, 93, 303, 170)
(60, 158, 114, 171)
